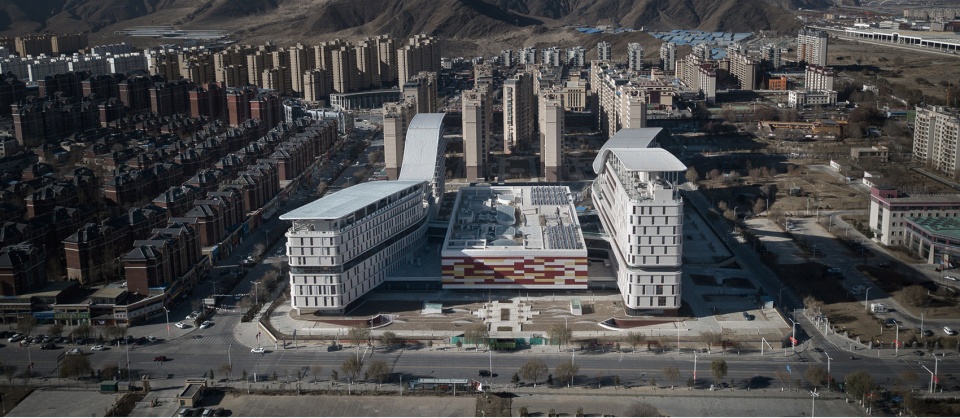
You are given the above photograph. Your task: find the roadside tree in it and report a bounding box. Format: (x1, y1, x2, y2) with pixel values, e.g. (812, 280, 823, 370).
(805, 366, 828, 389)
(348, 327, 371, 347)
(367, 359, 391, 387)
(17, 316, 37, 336)
(624, 402, 659, 417)
(60, 355, 92, 380)
(465, 325, 489, 351)
(380, 331, 398, 349)
(554, 360, 579, 388)
(626, 332, 643, 353)
(548, 323, 573, 352)
(519, 359, 549, 387)
(845, 370, 875, 400)
(663, 365, 681, 388)
(710, 359, 728, 385)
(340, 356, 364, 384)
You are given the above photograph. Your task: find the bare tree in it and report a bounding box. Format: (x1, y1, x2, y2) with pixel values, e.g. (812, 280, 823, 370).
(49, 323, 64, 337)
(311, 365, 323, 383)
(17, 316, 37, 336)
(251, 243, 267, 259)
(902, 285, 929, 307)
(700, 331, 724, 352)
(710, 359, 728, 385)
(380, 331, 398, 349)
(340, 356, 364, 384)
(554, 360, 579, 388)
(366, 359, 391, 387)
(102, 362, 120, 380)
(519, 359, 549, 387)
(685, 167, 700, 186)
(805, 366, 828, 389)
(464, 324, 489, 351)
(663, 365, 681, 388)
(548, 322, 573, 351)
(624, 402, 660, 417)
(775, 369, 791, 390)
(348, 327, 371, 347)
(60, 355, 92, 380)
(626, 331, 644, 353)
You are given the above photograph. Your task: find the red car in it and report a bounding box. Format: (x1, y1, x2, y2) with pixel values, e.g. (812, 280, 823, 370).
(154, 356, 168, 362)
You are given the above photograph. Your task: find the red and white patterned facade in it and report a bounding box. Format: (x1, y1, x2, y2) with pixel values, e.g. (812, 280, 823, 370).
(441, 185, 588, 289)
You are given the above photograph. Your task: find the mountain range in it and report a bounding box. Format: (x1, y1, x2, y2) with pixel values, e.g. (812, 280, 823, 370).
(0, 0, 833, 54)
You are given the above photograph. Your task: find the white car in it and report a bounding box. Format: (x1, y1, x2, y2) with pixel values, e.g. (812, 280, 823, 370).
(66, 348, 83, 355)
(185, 314, 197, 321)
(945, 326, 957, 336)
(200, 321, 212, 329)
(251, 347, 265, 354)
(945, 276, 958, 281)
(91, 344, 105, 351)
(175, 322, 187, 329)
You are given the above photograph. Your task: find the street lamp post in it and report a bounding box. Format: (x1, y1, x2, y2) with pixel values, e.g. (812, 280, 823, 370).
(922, 364, 935, 393)
(164, 307, 170, 337)
(693, 351, 698, 384)
(254, 281, 261, 306)
(934, 356, 941, 392)
(895, 325, 900, 357)
(921, 312, 925, 334)
(788, 317, 798, 353)
(864, 287, 872, 311)
(228, 344, 233, 372)
(810, 389, 819, 417)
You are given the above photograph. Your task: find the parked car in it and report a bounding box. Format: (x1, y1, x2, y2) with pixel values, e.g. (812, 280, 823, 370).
(175, 322, 187, 329)
(40, 342, 56, 350)
(185, 314, 197, 321)
(148, 336, 157, 343)
(7, 333, 22, 343)
(66, 348, 83, 355)
(91, 344, 106, 351)
(742, 311, 755, 321)
(178, 407, 193, 417)
(251, 347, 265, 354)
(200, 321, 212, 329)
(202, 408, 214, 417)
(944, 326, 957, 336)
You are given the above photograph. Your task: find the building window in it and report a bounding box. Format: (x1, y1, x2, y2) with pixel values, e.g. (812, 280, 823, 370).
(658, 297, 667, 307)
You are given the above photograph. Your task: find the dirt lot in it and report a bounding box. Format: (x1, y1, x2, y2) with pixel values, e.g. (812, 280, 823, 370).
(778, 261, 960, 350)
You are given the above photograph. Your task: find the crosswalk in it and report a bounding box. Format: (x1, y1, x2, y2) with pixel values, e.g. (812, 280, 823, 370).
(172, 333, 238, 346)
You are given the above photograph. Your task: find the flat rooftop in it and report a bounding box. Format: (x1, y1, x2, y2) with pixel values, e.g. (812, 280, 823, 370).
(442, 185, 586, 253)
(280, 180, 424, 220)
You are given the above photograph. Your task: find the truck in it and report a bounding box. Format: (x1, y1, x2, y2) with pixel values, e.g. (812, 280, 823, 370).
(870, 303, 888, 313)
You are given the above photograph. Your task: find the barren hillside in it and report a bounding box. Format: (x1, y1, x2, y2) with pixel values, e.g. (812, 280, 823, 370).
(0, 0, 831, 50)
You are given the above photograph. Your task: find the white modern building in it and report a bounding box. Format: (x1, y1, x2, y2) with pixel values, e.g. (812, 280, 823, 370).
(868, 186, 960, 247)
(441, 184, 587, 289)
(591, 128, 686, 315)
(282, 113, 445, 315)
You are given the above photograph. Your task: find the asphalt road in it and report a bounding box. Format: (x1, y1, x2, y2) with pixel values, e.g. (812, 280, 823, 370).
(7, 336, 960, 394)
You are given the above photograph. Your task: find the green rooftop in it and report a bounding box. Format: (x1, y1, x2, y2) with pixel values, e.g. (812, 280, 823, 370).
(908, 216, 960, 241)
